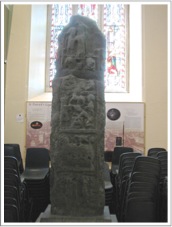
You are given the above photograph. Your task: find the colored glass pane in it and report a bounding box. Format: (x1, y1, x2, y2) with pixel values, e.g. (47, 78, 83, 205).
(104, 4, 127, 92)
(49, 4, 72, 86)
(49, 4, 128, 93)
(77, 4, 98, 22)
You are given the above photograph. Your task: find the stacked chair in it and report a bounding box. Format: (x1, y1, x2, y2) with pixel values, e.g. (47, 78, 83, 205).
(148, 147, 168, 222)
(114, 152, 142, 220)
(155, 150, 168, 222)
(4, 155, 31, 222)
(110, 147, 134, 185)
(4, 144, 24, 174)
(155, 150, 168, 180)
(109, 147, 134, 216)
(123, 156, 161, 222)
(21, 148, 50, 221)
(104, 151, 113, 162)
(147, 147, 167, 157)
(112, 147, 168, 223)
(160, 176, 168, 222)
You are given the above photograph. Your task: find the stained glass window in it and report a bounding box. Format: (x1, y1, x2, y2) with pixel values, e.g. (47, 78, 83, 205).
(48, 4, 128, 92)
(103, 4, 128, 92)
(49, 4, 72, 86)
(77, 4, 98, 22)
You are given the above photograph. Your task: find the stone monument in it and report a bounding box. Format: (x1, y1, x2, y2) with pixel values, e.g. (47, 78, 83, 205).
(39, 15, 112, 222)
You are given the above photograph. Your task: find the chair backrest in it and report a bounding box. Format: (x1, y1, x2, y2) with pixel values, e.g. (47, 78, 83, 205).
(4, 204, 19, 222)
(104, 151, 113, 162)
(4, 173, 21, 190)
(4, 156, 20, 177)
(112, 147, 133, 165)
(156, 151, 168, 179)
(124, 198, 157, 222)
(4, 185, 20, 211)
(119, 153, 142, 170)
(156, 151, 167, 159)
(132, 156, 161, 177)
(4, 145, 15, 157)
(147, 147, 166, 157)
(4, 173, 23, 207)
(4, 144, 24, 174)
(130, 172, 159, 185)
(127, 191, 155, 201)
(25, 148, 50, 169)
(5, 197, 18, 208)
(118, 152, 142, 180)
(129, 182, 156, 193)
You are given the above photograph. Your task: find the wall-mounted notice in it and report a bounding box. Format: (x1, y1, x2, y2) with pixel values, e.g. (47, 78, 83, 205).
(105, 102, 144, 153)
(26, 102, 51, 149)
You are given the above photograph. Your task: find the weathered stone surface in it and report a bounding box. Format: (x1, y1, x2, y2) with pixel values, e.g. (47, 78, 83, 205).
(37, 205, 114, 222)
(50, 15, 106, 217)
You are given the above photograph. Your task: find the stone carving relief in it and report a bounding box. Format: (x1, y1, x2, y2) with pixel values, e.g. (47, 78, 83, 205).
(56, 15, 106, 80)
(50, 15, 106, 218)
(64, 23, 87, 58)
(54, 133, 96, 171)
(59, 75, 96, 130)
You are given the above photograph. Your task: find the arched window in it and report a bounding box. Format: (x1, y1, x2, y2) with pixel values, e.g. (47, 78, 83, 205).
(46, 4, 129, 93)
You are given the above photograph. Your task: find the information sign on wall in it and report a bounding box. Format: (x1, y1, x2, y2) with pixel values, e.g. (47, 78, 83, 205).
(105, 102, 144, 153)
(26, 102, 51, 149)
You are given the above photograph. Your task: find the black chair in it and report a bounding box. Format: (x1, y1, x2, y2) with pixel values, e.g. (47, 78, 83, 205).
(118, 152, 142, 181)
(122, 156, 162, 222)
(4, 185, 21, 221)
(155, 151, 168, 222)
(4, 204, 19, 222)
(160, 177, 167, 222)
(22, 147, 50, 183)
(4, 156, 33, 221)
(4, 156, 21, 179)
(112, 147, 134, 170)
(4, 144, 24, 174)
(4, 197, 20, 222)
(4, 172, 26, 221)
(132, 156, 161, 179)
(130, 171, 159, 185)
(110, 147, 134, 191)
(21, 148, 50, 221)
(104, 151, 113, 162)
(25, 148, 50, 168)
(129, 181, 156, 192)
(147, 147, 167, 157)
(156, 151, 168, 180)
(124, 198, 157, 222)
(156, 150, 168, 159)
(113, 152, 142, 220)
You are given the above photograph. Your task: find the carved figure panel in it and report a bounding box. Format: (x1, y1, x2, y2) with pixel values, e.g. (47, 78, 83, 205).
(56, 15, 106, 80)
(59, 75, 96, 130)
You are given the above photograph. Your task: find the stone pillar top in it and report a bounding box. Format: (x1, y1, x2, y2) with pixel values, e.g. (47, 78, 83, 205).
(55, 15, 106, 80)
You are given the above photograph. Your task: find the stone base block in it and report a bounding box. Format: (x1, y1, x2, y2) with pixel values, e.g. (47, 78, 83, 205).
(36, 205, 117, 222)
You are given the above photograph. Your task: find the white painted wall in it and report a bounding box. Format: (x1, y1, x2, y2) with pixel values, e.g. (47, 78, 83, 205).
(4, 5, 31, 161)
(142, 5, 168, 153)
